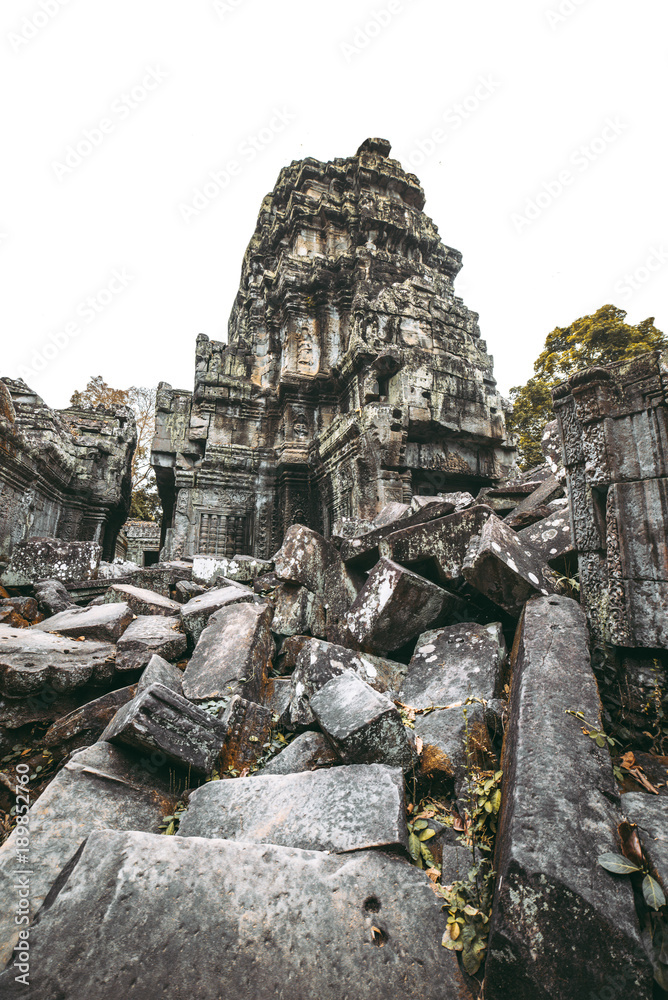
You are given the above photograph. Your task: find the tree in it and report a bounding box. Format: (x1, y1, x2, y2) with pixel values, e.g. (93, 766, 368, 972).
(508, 305, 666, 469)
(69, 377, 161, 520)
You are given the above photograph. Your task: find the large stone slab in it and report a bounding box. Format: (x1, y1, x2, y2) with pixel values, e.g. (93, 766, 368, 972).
(179, 584, 254, 644)
(259, 730, 339, 776)
(400, 621, 505, 709)
(182, 602, 273, 703)
(286, 637, 408, 727)
(311, 671, 415, 771)
(32, 601, 134, 642)
(43, 684, 137, 749)
(503, 473, 564, 529)
(102, 682, 227, 776)
(0, 742, 174, 967)
(33, 578, 75, 615)
(136, 653, 183, 696)
(192, 554, 274, 586)
(269, 582, 327, 638)
(273, 524, 360, 622)
(340, 498, 457, 571)
(178, 763, 408, 854)
(115, 614, 187, 672)
(1, 538, 101, 587)
(517, 506, 574, 566)
(462, 513, 560, 616)
(345, 557, 467, 654)
(0, 829, 468, 999)
(377, 505, 493, 584)
(485, 595, 652, 1000)
(104, 583, 181, 617)
(0, 625, 116, 695)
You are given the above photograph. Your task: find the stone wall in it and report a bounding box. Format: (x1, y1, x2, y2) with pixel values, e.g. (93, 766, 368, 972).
(152, 138, 516, 561)
(125, 520, 161, 567)
(0, 378, 136, 564)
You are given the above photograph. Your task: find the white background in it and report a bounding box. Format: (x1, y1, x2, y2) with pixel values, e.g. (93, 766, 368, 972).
(1, 0, 666, 409)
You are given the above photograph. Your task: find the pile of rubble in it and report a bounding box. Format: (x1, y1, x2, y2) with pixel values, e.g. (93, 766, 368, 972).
(0, 449, 665, 998)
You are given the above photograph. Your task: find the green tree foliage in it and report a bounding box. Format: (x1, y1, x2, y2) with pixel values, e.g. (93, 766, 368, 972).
(69, 377, 161, 520)
(509, 305, 666, 469)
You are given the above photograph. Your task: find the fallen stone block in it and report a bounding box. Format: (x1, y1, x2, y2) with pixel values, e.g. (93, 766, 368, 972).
(517, 506, 574, 566)
(218, 694, 273, 773)
(0, 606, 30, 628)
(0, 742, 174, 967)
(261, 676, 292, 718)
(174, 579, 207, 602)
(1, 538, 101, 587)
(378, 505, 493, 585)
(340, 499, 457, 571)
(400, 622, 505, 709)
(115, 615, 187, 672)
(0, 830, 468, 999)
(462, 514, 561, 617)
(274, 524, 360, 622)
(437, 490, 476, 511)
(179, 763, 409, 854)
(136, 653, 184, 696)
(104, 583, 181, 617)
(260, 730, 339, 776)
(414, 700, 496, 801)
(182, 602, 273, 703)
(102, 682, 227, 776)
(269, 582, 327, 638)
(43, 684, 137, 749)
(345, 557, 467, 654)
(192, 553, 273, 586)
(33, 601, 134, 642)
(311, 671, 415, 771)
(179, 584, 254, 644)
(503, 473, 564, 529)
(33, 578, 75, 615)
(372, 501, 411, 527)
(0, 596, 42, 623)
(286, 637, 408, 727)
(485, 595, 652, 1000)
(330, 516, 375, 546)
(0, 625, 116, 695)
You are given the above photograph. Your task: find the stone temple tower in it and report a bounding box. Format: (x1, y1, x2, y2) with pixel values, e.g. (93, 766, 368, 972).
(152, 138, 516, 561)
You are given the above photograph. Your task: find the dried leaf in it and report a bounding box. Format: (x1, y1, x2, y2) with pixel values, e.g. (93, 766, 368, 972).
(415, 735, 423, 756)
(627, 767, 659, 795)
(618, 821, 644, 869)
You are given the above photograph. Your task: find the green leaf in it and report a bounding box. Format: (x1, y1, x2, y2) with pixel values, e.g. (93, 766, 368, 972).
(642, 874, 666, 911)
(412, 819, 428, 831)
(420, 845, 435, 868)
(462, 943, 482, 976)
(598, 853, 641, 875)
(418, 828, 436, 841)
(408, 833, 421, 862)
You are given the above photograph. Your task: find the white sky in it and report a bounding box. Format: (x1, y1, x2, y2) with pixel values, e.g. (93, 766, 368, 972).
(1, 0, 666, 409)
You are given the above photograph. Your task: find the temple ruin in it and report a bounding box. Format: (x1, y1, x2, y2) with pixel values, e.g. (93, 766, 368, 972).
(152, 138, 516, 561)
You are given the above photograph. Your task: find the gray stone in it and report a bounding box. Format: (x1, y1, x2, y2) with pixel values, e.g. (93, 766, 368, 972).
(0, 624, 116, 695)
(191, 554, 274, 586)
(400, 621, 505, 709)
(622, 793, 668, 889)
(286, 637, 408, 727)
(0, 829, 469, 999)
(377, 505, 491, 583)
(32, 578, 75, 615)
(414, 700, 495, 799)
(0, 742, 174, 967)
(218, 694, 273, 773)
(102, 682, 227, 776)
(345, 557, 467, 654)
(341, 499, 458, 571)
(174, 579, 207, 602)
(43, 684, 137, 748)
(2, 538, 101, 587)
(182, 602, 274, 703)
(104, 583, 181, 617)
(259, 730, 339, 776)
(136, 653, 184, 696)
(372, 501, 410, 527)
(269, 582, 327, 638)
(261, 676, 292, 718)
(179, 584, 254, 644)
(517, 506, 574, 566)
(485, 596, 652, 1000)
(311, 671, 415, 771)
(32, 601, 134, 642)
(179, 763, 409, 854)
(462, 513, 561, 616)
(274, 524, 360, 623)
(115, 615, 187, 672)
(437, 491, 477, 511)
(503, 474, 564, 529)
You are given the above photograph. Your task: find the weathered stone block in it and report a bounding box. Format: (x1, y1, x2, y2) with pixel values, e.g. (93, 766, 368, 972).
(0, 742, 174, 967)
(378, 505, 493, 584)
(0, 829, 468, 999)
(517, 506, 574, 566)
(311, 671, 415, 770)
(33, 601, 134, 642)
(1, 538, 101, 587)
(485, 596, 652, 1000)
(341, 499, 458, 571)
(0, 596, 41, 623)
(179, 584, 254, 644)
(43, 684, 137, 749)
(102, 682, 227, 775)
(104, 583, 181, 617)
(462, 513, 560, 616)
(503, 473, 564, 529)
(0, 625, 116, 695)
(33, 578, 75, 615)
(115, 615, 187, 672)
(401, 621, 505, 709)
(269, 582, 327, 638)
(259, 730, 339, 776)
(274, 524, 360, 621)
(136, 653, 184, 696)
(218, 694, 273, 773)
(345, 557, 467, 654)
(192, 554, 274, 586)
(179, 763, 409, 854)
